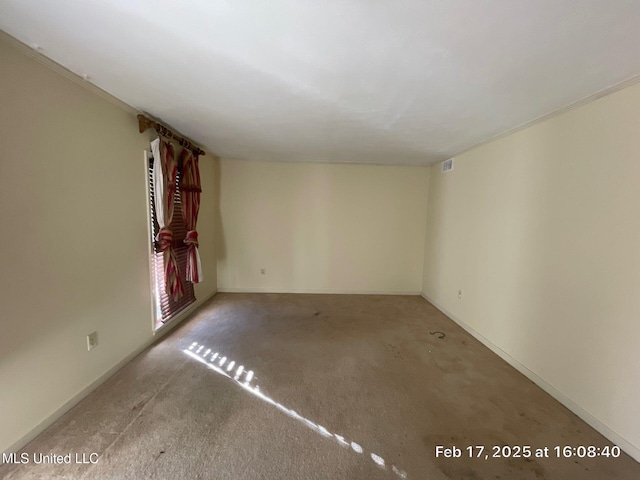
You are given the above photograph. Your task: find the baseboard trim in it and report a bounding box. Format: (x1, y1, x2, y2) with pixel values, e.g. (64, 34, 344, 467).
(217, 287, 422, 295)
(420, 293, 640, 463)
(5, 290, 218, 455)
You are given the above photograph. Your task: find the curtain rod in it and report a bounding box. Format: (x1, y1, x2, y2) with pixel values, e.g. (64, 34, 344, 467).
(137, 114, 206, 157)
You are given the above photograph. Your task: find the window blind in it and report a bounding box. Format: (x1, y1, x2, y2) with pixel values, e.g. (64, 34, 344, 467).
(148, 157, 196, 326)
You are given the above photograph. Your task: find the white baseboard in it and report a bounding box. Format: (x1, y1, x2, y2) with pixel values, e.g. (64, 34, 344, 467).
(5, 290, 217, 454)
(217, 287, 422, 295)
(420, 293, 640, 463)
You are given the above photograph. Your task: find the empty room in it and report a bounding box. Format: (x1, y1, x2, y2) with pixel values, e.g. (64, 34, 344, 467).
(1, 1, 639, 479)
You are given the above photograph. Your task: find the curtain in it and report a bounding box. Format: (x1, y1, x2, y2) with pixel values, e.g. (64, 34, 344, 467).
(151, 137, 185, 301)
(179, 148, 203, 283)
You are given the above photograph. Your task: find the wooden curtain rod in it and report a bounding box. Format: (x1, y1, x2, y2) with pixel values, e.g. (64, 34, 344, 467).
(137, 114, 206, 157)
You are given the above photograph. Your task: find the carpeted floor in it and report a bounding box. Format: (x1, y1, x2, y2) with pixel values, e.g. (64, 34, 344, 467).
(2, 293, 639, 479)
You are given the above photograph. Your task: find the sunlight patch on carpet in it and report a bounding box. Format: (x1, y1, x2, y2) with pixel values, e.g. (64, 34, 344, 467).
(185, 341, 408, 479)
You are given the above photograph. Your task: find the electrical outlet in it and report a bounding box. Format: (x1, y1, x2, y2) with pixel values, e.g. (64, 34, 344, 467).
(458, 289, 463, 299)
(260, 268, 266, 275)
(87, 332, 98, 351)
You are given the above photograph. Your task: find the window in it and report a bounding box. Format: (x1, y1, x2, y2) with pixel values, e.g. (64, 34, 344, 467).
(148, 154, 196, 327)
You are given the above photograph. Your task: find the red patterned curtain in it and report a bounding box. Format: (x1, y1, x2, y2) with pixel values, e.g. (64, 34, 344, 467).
(179, 148, 203, 283)
(155, 138, 185, 301)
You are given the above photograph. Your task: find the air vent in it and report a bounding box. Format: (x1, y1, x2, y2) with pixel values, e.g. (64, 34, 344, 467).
(441, 158, 454, 173)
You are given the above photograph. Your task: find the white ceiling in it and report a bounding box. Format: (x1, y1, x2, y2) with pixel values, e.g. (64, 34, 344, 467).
(2, 1, 640, 165)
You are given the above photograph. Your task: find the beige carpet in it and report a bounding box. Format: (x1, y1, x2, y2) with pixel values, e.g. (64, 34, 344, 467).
(1, 293, 638, 479)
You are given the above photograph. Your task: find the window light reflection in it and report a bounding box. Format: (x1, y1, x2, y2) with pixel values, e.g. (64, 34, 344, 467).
(183, 343, 407, 479)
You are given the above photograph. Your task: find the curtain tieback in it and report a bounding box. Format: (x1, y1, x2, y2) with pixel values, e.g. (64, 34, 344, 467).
(184, 230, 199, 247)
(156, 227, 174, 251)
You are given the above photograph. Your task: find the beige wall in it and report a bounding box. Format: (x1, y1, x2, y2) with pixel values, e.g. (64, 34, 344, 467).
(422, 81, 640, 459)
(0, 36, 217, 453)
(217, 159, 429, 293)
